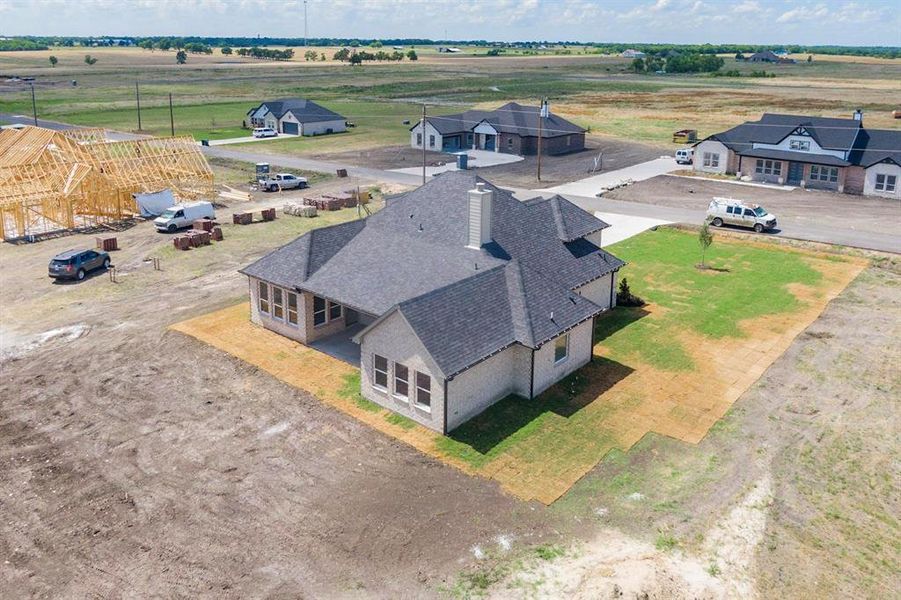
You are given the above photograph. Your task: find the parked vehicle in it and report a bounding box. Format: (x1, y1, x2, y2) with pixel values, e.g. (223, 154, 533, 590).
(675, 147, 694, 165)
(259, 173, 308, 192)
(48, 249, 110, 281)
(706, 197, 777, 233)
(252, 127, 278, 138)
(154, 201, 215, 232)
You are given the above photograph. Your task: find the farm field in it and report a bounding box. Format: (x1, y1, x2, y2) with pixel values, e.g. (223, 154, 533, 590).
(2, 46, 898, 149)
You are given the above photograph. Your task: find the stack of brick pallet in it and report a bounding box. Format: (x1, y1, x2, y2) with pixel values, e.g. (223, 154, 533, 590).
(283, 202, 318, 217)
(186, 229, 211, 247)
(173, 236, 191, 251)
(324, 192, 357, 208)
(261, 208, 276, 221)
(193, 218, 215, 232)
(232, 212, 252, 225)
(211, 226, 224, 241)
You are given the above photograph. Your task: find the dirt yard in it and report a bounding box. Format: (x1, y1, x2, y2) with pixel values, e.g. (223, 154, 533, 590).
(605, 174, 901, 239)
(318, 135, 667, 188)
(0, 195, 896, 597)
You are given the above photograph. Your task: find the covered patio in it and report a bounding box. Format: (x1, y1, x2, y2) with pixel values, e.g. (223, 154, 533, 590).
(309, 322, 365, 366)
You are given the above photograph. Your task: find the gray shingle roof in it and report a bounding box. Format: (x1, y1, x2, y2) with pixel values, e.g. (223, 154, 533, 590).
(396, 259, 602, 377)
(705, 113, 862, 153)
(249, 98, 346, 123)
(242, 171, 623, 376)
(423, 102, 585, 139)
(738, 147, 850, 167)
(848, 128, 901, 168)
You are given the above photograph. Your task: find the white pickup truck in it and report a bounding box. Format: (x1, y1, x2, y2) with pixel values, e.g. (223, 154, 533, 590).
(258, 173, 308, 192)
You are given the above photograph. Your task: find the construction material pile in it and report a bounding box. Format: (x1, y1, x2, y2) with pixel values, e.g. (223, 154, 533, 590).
(283, 202, 318, 217)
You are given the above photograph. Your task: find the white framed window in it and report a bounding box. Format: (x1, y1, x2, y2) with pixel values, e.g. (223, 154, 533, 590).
(416, 133, 423, 146)
(287, 291, 299, 325)
(394, 362, 409, 400)
(258, 281, 270, 314)
(755, 159, 781, 176)
(554, 333, 569, 364)
(373, 355, 389, 391)
(875, 173, 896, 192)
(272, 287, 284, 320)
(703, 152, 719, 168)
(328, 301, 342, 321)
(429, 135, 435, 148)
(313, 295, 327, 326)
(415, 371, 431, 410)
(789, 139, 810, 151)
(810, 165, 838, 182)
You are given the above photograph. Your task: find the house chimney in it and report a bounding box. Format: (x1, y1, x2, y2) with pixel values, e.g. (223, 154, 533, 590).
(853, 109, 863, 122)
(467, 182, 493, 248)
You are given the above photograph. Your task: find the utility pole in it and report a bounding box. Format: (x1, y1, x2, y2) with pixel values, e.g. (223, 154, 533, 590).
(135, 82, 142, 131)
(421, 104, 427, 185)
(536, 98, 545, 182)
(169, 93, 175, 136)
(304, 0, 308, 47)
(30, 83, 37, 126)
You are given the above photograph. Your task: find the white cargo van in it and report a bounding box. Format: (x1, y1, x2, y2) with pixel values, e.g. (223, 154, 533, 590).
(675, 148, 694, 165)
(154, 201, 215, 232)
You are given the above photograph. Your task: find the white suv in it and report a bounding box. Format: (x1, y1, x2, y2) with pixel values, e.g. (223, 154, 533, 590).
(707, 198, 777, 233)
(253, 127, 278, 138)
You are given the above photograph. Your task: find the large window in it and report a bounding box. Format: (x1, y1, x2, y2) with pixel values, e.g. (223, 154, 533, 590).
(789, 139, 810, 151)
(287, 292, 299, 325)
(394, 363, 409, 400)
(875, 173, 896, 192)
(328, 301, 342, 321)
(755, 159, 782, 176)
(703, 152, 719, 168)
(373, 355, 388, 390)
(272, 287, 284, 319)
(810, 165, 838, 183)
(415, 371, 431, 409)
(416, 133, 422, 146)
(554, 333, 569, 364)
(258, 281, 270, 314)
(313, 296, 327, 326)
(429, 135, 436, 148)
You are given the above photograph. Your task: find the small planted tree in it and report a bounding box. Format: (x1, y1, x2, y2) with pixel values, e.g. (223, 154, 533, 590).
(698, 220, 714, 268)
(406, 49, 418, 61)
(49, 55, 58, 67)
(221, 46, 232, 55)
(84, 54, 98, 65)
(616, 278, 646, 307)
(176, 50, 187, 64)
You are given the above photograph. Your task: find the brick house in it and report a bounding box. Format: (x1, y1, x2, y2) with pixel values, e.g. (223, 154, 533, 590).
(693, 112, 900, 198)
(240, 172, 623, 433)
(410, 102, 586, 156)
(246, 98, 347, 136)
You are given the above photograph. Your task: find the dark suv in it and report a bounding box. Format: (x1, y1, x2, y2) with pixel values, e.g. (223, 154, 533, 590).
(48, 249, 110, 281)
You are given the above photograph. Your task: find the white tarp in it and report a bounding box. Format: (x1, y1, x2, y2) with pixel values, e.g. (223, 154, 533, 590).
(133, 189, 175, 217)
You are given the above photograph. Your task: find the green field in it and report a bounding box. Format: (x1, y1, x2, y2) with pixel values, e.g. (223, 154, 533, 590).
(1, 46, 897, 149)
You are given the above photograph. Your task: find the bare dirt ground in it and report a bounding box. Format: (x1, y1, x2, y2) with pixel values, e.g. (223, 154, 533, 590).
(606, 174, 901, 238)
(318, 135, 666, 188)
(0, 210, 559, 598)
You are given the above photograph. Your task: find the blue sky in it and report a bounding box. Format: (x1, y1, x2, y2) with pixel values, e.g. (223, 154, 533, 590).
(2, 0, 900, 46)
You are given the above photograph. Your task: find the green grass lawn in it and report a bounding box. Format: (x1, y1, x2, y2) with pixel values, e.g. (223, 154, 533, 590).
(436, 228, 827, 473)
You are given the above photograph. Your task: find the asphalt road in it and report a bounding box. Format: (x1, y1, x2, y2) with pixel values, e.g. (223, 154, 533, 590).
(1, 113, 897, 254)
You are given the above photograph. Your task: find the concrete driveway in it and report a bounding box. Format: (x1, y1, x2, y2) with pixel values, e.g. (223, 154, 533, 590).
(595, 212, 673, 247)
(389, 149, 523, 176)
(541, 156, 679, 197)
(205, 133, 299, 146)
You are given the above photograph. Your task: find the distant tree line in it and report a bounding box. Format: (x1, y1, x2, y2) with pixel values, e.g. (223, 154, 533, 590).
(632, 53, 725, 74)
(332, 48, 408, 64)
(235, 47, 295, 60)
(1, 36, 898, 60)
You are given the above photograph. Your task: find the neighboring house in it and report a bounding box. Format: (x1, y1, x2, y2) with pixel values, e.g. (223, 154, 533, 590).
(240, 172, 624, 434)
(693, 111, 901, 198)
(246, 98, 347, 136)
(747, 50, 796, 64)
(410, 102, 586, 155)
(621, 49, 646, 59)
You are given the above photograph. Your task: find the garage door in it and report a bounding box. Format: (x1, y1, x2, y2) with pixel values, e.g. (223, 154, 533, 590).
(282, 122, 299, 135)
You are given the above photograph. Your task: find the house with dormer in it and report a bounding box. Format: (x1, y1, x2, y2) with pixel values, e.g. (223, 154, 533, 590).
(240, 172, 623, 433)
(693, 112, 900, 198)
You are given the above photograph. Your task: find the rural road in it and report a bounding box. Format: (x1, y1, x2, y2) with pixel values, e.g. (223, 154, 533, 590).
(1, 113, 897, 254)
